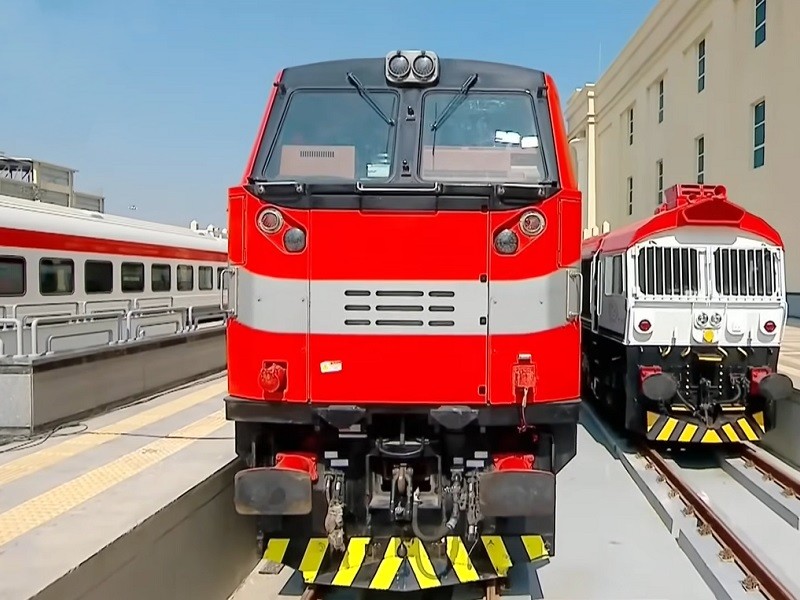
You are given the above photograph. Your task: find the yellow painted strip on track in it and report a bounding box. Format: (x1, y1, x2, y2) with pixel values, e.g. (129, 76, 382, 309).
(0, 410, 227, 547)
(0, 380, 226, 487)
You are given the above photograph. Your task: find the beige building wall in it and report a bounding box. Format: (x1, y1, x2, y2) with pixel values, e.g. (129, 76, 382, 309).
(566, 0, 800, 308)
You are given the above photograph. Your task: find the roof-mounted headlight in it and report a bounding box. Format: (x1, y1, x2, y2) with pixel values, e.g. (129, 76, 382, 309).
(385, 50, 439, 85)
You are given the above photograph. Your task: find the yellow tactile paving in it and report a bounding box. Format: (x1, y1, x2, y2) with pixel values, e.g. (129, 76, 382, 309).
(0, 379, 226, 487)
(0, 410, 227, 548)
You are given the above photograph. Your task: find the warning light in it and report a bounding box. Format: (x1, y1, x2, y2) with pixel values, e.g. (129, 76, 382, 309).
(638, 319, 652, 332)
(763, 320, 776, 333)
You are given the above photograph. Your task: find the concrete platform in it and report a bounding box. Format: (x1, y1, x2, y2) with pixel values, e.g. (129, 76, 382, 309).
(0, 375, 258, 600)
(763, 320, 800, 468)
(0, 326, 227, 437)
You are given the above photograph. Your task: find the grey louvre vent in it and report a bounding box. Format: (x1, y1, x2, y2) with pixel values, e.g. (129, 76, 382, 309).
(343, 289, 456, 327)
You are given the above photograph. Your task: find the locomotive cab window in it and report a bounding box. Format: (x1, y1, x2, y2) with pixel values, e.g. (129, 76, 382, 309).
(121, 262, 145, 293)
(603, 255, 624, 296)
(262, 89, 399, 183)
(580, 258, 592, 318)
(151, 264, 171, 292)
(177, 265, 194, 291)
(40, 258, 74, 295)
(85, 260, 113, 294)
(0, 256, 25, 297)
(419, 92, 546, 183)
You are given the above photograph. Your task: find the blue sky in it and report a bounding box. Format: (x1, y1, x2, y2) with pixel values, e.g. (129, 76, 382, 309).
(1, 0, 657, 228)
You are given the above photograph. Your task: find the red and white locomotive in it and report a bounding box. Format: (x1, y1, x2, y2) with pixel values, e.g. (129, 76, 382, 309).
(580, 184, 793, 444)
(225, 51, 582, 591)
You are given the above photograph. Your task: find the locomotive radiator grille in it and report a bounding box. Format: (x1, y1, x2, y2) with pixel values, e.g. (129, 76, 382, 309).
(343, 289, 457, 328)
(637, 246, 701, 297)
(713, 248, 778, 298)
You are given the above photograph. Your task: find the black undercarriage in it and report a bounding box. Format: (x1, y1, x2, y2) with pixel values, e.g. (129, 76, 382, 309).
(226, 398, 579, 555)
(581, 327, 786, 435)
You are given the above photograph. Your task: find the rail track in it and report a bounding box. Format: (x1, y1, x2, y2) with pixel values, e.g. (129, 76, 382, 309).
(640, 445, 795, 600)
(738, 444, 800, 500)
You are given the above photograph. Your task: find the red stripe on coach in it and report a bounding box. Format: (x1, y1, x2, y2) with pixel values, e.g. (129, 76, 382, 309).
(0, 227, 228, 262)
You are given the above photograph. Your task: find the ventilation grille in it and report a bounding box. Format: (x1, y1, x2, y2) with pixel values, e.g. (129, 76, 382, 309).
(713, 248, 777, 298)
(343, 289, 456, 327)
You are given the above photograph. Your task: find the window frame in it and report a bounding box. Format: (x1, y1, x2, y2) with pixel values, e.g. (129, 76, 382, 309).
(151, 263, 172, 292)
(39, 257, 75, 296)
(755, 0, 766, 47)
(696, 136, 705, 183)
(627, 176, 634, 216)
(177, 264, 194, 292)
(656, 159, 664, 204)
(0, 255, 26, 297)
(84, 259, 114, 294)
(198, 265, 214, 291)
(627, 107, 634, 145)
(697, 39, 706, 93)
(754, 100, 765, 169)
(657, 79, 664, 123)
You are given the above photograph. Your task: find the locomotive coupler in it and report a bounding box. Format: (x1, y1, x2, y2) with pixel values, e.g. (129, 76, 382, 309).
(390, 465, 413, 522)
(698, 377, 714, 425)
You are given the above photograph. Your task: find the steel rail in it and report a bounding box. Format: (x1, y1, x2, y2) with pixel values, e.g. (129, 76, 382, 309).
(642, 446, 795, 600)
(303, 579, 502, 599)
(739, 445, 800, 499)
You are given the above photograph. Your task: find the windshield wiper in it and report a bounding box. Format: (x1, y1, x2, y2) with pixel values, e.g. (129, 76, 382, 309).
(430, 73, 478, 131)
(346, 72, 395, 126)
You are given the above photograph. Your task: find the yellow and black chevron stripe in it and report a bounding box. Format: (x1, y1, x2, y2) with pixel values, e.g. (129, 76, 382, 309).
(645, 411, 766, 443)
(263, 535, 548, 591)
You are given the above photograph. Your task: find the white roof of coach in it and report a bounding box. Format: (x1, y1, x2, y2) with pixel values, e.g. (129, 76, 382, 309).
(0, 193, 228, 253)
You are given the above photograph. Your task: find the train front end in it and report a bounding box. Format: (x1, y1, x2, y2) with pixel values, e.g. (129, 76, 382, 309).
(224, 51, 582, 591)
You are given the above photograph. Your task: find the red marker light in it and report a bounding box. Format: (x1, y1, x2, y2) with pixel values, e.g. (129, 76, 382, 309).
(764, 320, 776, 333)
(638, 319, 652, 332)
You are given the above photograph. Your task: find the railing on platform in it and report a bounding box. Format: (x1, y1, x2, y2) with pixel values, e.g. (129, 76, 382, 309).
(0, 305, 229, 359)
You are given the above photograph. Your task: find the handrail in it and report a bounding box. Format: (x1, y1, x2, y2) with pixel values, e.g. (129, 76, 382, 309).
(125, 306, 189, 339)
(0, 317, 24, 356)
(1, 305, 228, 359)
(29, 313, 124, 356)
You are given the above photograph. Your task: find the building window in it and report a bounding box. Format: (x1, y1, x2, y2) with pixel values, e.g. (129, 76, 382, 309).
(754, 100, 765, 168)
(657, 79, 664, 123)
(656, 160, 664, 204)
(697, 39, 706, 92)
(696, 136, 705, 183)
(627, 176, 634, 215)
(628, 108, 634, 144)
(755, 0, 766, 47)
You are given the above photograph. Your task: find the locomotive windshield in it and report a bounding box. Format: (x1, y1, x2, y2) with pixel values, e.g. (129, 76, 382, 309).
(262, 89, 399, 183)
(420, 92, 547, 183)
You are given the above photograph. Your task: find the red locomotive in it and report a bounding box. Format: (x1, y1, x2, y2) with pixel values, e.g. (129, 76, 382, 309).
(225, 51, 582, 591)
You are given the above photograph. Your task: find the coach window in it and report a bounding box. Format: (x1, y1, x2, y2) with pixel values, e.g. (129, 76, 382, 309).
(217, 267, 226, 289)
(177, 265, 193, 291)
(0, 256, 26, 296)
(85, 260, 113, 294)
(121, 262, 145, 293)
(151, 264, 171, 292)
(40, 258, 74, 295)
(198, 266, 214, 291)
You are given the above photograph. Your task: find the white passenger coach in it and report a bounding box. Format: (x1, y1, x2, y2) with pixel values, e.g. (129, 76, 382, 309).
(0, 194, 228, 358)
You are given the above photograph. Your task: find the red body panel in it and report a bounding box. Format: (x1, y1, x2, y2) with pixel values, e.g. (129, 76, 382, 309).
(583, 184, 783, 257)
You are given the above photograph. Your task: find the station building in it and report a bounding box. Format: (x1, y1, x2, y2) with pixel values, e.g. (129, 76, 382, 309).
(566, 0, 800, 313)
